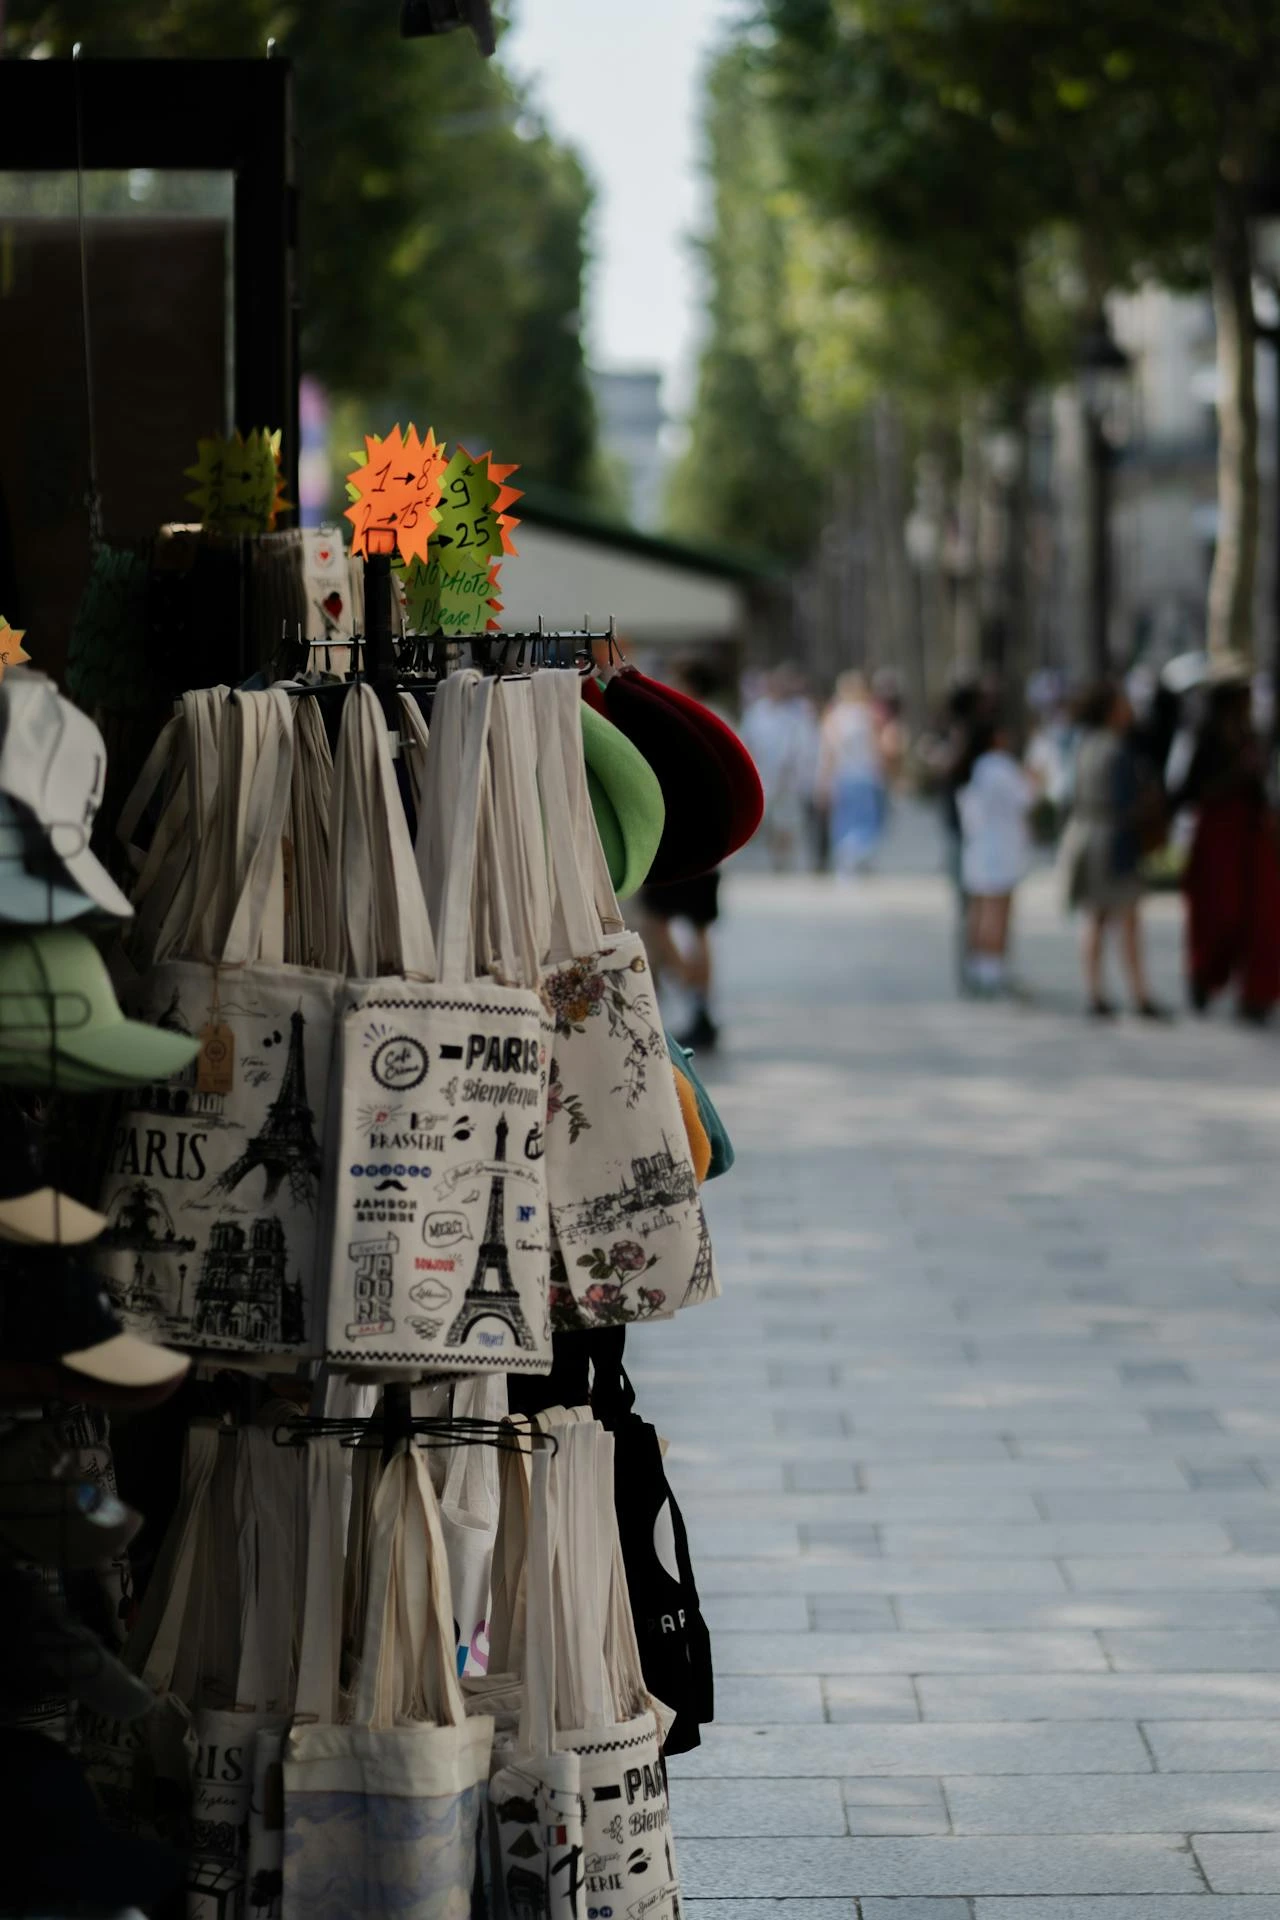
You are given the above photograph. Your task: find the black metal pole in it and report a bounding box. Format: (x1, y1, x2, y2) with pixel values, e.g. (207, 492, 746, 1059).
(364, 549, 395, 682)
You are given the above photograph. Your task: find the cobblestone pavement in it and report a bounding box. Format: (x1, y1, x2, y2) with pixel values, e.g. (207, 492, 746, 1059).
(629, 833, 1280, 1920)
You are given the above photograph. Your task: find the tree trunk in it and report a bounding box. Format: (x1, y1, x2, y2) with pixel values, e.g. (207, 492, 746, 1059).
(1003, 387, 1032, 725)
(869, 400, 918, 717)
(1207, 169, 1259, 663)
(951, 411, 982, 678)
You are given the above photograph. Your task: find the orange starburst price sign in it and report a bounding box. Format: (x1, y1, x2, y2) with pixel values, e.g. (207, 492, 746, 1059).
(344, 423, 446, 566)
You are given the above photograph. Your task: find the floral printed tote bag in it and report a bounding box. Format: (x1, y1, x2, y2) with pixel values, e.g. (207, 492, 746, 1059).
(532, 671, 716, 1330)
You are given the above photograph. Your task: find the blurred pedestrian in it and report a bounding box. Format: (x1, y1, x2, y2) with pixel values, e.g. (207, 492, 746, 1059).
(1172, 672, 1280, 1023)
(1061, 680, 1169, 1020)
(638, 658, 731, 1052)
(922, 681, 987, 987)
(817, 671, 887, 875)
(1025, 698, 1077, 845)
(741, 666, 811, 871)
(957, 717, 1035, 994)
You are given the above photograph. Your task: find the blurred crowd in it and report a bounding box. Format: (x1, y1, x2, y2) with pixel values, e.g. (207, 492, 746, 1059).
(738, 656, 1280, 1024)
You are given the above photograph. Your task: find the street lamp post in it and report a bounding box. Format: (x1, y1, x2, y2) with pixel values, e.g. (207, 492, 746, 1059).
(1076, 315, 1131, 679)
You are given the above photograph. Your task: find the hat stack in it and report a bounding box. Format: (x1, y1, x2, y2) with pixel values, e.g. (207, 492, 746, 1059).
(580, 665, 764, 894)
(0, 672, 197, 1396)
(0, 668, 193, 1918)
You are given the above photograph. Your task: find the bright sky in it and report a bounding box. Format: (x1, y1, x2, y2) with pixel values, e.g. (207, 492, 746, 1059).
(502, 0, 744, 411)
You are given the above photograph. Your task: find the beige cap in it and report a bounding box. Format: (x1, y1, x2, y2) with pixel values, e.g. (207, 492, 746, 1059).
(61, 1329, 190, 1391)
(0, 1187, 107, 1247)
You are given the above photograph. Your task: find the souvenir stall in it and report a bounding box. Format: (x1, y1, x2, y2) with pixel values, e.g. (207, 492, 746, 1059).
(0, 420, 762, 1919)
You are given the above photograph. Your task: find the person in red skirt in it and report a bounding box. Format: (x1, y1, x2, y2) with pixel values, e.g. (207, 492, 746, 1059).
(1174, 674, 1280, 1023)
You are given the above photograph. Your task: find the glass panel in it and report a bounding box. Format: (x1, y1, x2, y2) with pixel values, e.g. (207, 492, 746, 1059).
(0, 169, 234, 671)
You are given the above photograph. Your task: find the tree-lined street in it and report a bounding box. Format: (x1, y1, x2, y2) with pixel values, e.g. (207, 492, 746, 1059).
(632, 841, 1280, 1914)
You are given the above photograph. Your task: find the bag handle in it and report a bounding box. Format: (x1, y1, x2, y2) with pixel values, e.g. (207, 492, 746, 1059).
(553, 1421, 612, 1732)
(533, 670, 603, 963)
(292, 1437, 348, 1726)
(149, 688, 226, 964)
(218, 688, 297, 968)
(398, 691, 431, 825)
(353, 1450, 467, 1730)
(487, 1416, 533, 1678)
(518, 1443, 560, 1755)
(328, 684, 435, 979)
(436, 672, 496, 985)
(126, 1420, 220, 1692)
(287, 697, 334, 969)
(484, 678, 551, 988)
(440, 1375, 505, 1522)
(414, 670, 475, 931)
(565, 690, 626, 938)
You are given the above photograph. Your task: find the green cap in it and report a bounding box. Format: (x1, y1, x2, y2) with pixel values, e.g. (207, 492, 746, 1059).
(0, 930, 200, 1091)
(580, 701, 664, 900)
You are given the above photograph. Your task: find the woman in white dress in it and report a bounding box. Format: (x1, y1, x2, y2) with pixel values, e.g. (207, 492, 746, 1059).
(817, 672, 887, 874)
(958, 721, 1035, 992)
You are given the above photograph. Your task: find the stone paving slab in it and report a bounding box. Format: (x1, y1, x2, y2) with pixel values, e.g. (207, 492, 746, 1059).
(631, 863, 1280, 1915)
(945, 1772, 1280, 1832)
(972, 1904, 1280, 1919)
(1196, 1837, 1280, 1893)
(894, 1593, 1280, 1631)
(1145, 1724, 1280, 1771)
(916, 1674, 1280, 1720)
(710, 1632, 1108, 1674)
(668, 1722, 1153, 1778)
(678, 1835, 1202, 1898)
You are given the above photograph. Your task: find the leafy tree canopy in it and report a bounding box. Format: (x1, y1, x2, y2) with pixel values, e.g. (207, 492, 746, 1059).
(7, 0, 600, 495)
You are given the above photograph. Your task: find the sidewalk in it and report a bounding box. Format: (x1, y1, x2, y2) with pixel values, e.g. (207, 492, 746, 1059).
(631, 846, 1280, 1918)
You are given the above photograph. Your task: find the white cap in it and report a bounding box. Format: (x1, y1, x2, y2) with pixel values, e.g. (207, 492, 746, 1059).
(0, 673, 133, 920)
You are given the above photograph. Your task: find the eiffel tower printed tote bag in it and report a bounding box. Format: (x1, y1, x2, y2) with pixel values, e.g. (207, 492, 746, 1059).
(533, 672, 717, 1331)
(322, 676, 552, 1374)
(96, 688, 341, 1358)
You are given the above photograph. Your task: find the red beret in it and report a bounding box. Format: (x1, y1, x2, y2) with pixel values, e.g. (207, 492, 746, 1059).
(603, 669, 735, 882)
(625, 669, 763, 858)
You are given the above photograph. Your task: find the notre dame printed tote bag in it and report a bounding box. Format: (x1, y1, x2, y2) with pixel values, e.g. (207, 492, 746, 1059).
(97, 688, 340, 1359)
(532, 671, 716, 1331)
(323, 674, 551, 1375)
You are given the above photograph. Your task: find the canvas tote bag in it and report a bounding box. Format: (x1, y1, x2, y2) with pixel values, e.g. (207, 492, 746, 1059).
(283, 1446, 494, 1920)
(440, 1374, 508, 1680)
(323, 675, 551, 1374)
(186, 1427, 299, 1920)
(486, 1441, 585, 1920)
(117, 686, 229, 978)
(549, 1420, 680, 1920)
(80, 1420, 220, 1848)
(98, 687, 340, 1358)
(533, 671, 716, 1329)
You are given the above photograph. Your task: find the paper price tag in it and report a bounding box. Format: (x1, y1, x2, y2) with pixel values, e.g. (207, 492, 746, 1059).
(345, 423, 446, 565)
(404, 556, 503, 637)
(197, 1022, 235, 1096)
(431, 447, 521, 567)
(0, 618, 29, 682)
(186, 428, 290, 535)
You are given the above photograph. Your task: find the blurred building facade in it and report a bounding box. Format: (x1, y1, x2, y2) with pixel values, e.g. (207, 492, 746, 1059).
(589, 368, 667, 530)
(1049, 285, 1280, 681)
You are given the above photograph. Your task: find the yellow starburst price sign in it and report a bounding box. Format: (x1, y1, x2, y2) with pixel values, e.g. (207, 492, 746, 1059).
(185, 428, 290, 535)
